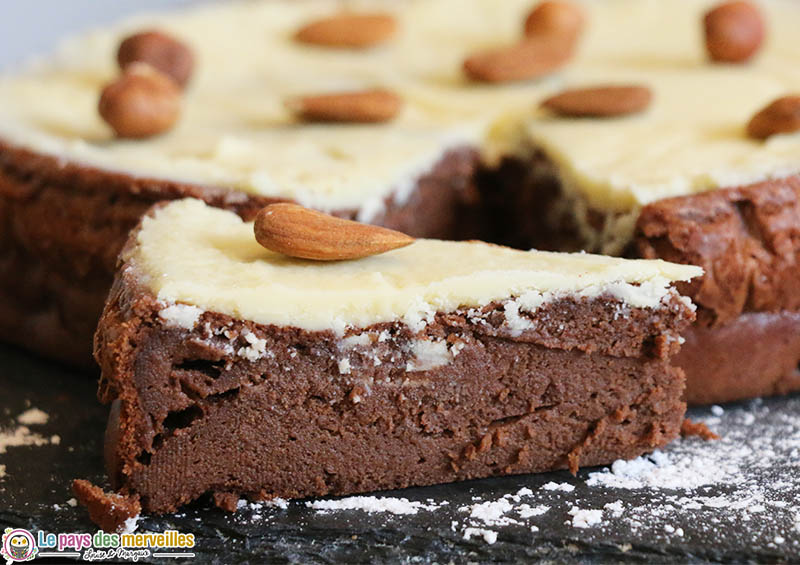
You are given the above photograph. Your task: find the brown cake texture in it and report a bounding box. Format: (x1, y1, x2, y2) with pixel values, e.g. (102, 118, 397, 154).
(4, 136, 800, 404)
(0, 142, 479, 367)
(2, 0, 799, 412)
(93, 226, 696, 514)
(483, 155, 800, 404)
(72, 478, 141, 533)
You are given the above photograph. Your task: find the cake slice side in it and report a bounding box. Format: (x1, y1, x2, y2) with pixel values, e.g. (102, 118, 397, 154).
(94, 200, 698, 514)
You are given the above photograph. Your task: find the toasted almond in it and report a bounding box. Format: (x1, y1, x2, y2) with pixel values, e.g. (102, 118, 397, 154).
(524, 1, 585, 42)
(463, 36, 573, 83)
(254, 203, 415, 261)
(99, 63, 181, 138)
(295, 13, 396, 48)
(288, 89, 403, 123)
(541, 85, 652, 117)
(746, 95, 800, 140)
(704, 1, 765, 63)
(117, 30, 194, 88)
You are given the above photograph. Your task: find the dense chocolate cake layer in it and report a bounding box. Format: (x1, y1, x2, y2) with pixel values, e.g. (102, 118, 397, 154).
(678, 311, 800, 405)
(0, 142, 479, 365)
(481, 153, 800, 403)
(635, 178, 800, 404)
(1, 0, 799, 410)
(95, 262, 694, 513)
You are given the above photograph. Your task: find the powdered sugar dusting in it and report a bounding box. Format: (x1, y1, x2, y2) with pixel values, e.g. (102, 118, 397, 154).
(569, 506, 604, 528)
(227, 398, 800, 554)
(16, 407, 49, 425)
(463, 527, 498, 544)
(306, 496, 443, 515)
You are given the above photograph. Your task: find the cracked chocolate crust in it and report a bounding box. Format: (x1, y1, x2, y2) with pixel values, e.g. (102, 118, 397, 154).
(0, 140, 480, 366)
(95, 234, 694, 513)
(635, 179, 800, 404)
(635, 175, 800, 327)
(482, 154, 800, 403)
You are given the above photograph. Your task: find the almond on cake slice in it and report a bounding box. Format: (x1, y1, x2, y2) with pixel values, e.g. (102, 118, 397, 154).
(254, 202, 415, 261)
(287, 89, 403, 123)
(541, 85, 652, 117)
(98, 63, 181, 138)
(704, 1, 765, 63)
(295, 13, 397, 48)
(117, 30, 194, 88)
(463, 35, 574, 83)
(524, 1, 585, 43)
(746, 95, 800, 140)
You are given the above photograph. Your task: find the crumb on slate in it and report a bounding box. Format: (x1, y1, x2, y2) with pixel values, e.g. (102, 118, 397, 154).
(72, 479, 141, 533)
(681, 418, 720, 440)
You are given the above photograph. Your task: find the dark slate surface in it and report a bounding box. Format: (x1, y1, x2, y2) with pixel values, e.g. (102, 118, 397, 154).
(1, 342, 799, 564)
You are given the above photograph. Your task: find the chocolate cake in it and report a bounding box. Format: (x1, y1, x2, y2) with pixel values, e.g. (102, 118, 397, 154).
(1, 0, 800, 405)
(94, 198, 699, 514)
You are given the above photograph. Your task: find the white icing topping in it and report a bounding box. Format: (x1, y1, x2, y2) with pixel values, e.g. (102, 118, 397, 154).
(405, 339, 452, 372)
(1, 0, 799, 223)
(130, 199, 701, 331)
(237, 330, 268, 362)
(158, 303, 203, 329)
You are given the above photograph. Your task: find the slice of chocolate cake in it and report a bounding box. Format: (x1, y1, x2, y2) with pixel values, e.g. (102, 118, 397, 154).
(94, 198, 700, 514)
(2, 0, 800, 405)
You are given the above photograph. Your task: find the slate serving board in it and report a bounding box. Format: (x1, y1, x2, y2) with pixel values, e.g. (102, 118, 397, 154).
(1, 342, 799, 564)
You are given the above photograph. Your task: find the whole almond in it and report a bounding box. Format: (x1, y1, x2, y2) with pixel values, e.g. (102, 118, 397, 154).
(295, 13, 397, 48)
(463, 36, 573, 83)
(254, 203, 415, 261)
(524, 1, 585, 43)
(99, 63, 181, 138)
(704, 1, 765, 63)
(288, 89, 403, 123)
(541, 85, 652, 117)
(746, 95, 800, 140)
(117, 30, 194, 88)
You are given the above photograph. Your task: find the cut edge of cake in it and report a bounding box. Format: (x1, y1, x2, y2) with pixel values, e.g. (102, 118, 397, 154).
(91, 198, 699, 519)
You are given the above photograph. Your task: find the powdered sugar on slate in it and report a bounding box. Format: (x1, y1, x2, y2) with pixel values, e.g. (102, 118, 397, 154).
(306, 496, 443, 515)
(569, 507, 604, 528)
(230, 397, 800, 553)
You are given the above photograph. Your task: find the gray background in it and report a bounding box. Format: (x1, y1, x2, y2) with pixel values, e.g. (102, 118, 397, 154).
(0, 1, 202, 69)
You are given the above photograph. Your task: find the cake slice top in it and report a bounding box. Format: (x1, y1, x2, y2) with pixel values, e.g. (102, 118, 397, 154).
(1, 0, 799, 221)
(128, 199, 701, 332)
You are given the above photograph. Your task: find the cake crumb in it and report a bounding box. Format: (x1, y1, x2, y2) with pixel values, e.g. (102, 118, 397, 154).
(680, 418, 719, 440)
(72, 479, 142, 533)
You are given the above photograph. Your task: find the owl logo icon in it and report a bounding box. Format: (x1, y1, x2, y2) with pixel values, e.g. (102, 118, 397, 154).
(1, 528, 37, 563)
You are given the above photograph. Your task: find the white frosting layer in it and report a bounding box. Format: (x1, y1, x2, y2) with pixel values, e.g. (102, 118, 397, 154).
(1, 0, 799, 220)
(523, 0, 800, 212)
(130, 199, 701, 331)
